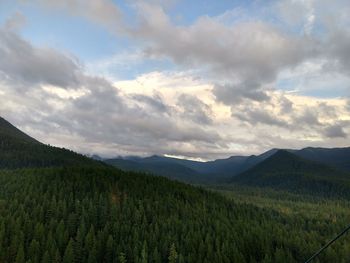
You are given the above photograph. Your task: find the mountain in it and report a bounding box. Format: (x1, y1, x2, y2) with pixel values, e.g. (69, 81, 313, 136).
(105, 147, 350, 184)
(291, 147, 350, 172)
(105, 157, 201, 182)
(0, 117, 97, 169)
(232, 150, 350, 197)
(0, 117, 39, 143)
(105, 149, 277, 183)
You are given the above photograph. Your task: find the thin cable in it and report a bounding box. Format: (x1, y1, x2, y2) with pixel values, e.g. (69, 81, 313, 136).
(304, 224, 350, 263)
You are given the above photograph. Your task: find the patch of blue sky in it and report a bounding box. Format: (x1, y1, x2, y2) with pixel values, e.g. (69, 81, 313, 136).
(276, 77, 350, 99)
(0, 2, 18, 25)
(18, 5, 123, 62)
(90, 53, 176, 80)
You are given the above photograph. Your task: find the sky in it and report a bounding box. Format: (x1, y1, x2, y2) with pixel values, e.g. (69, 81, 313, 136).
(0, 0, 349, 160)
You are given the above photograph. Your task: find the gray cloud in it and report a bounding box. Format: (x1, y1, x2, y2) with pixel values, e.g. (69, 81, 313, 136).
(234, 107, 288, 128)
(279, 96, 293, 114)
(176, 94, 213, 125)
(132, 93, 169, 114)
(0, 27, 80, 88)
(129, 3, 313, 105)
(293, 108, 321, 127)
(324, 124, 347, 138)
(213, 82, 270, 104)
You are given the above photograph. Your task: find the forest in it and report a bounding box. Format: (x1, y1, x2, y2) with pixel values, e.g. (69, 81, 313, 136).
(1, 117, 350, 262)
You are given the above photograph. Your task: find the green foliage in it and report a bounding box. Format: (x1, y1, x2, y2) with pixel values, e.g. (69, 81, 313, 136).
(168, 243, 178, 263)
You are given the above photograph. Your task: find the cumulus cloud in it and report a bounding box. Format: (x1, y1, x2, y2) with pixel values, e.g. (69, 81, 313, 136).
(131, 3, 310, 104)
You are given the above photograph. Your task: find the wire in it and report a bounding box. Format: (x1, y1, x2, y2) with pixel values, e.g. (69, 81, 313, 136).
(304, 224, 350, 263)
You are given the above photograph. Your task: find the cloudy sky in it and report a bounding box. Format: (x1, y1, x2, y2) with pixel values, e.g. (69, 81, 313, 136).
(0, 0, 349, 160)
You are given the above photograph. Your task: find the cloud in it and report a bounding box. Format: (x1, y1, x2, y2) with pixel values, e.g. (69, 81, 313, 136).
(21, 0, 350, 104)
(32, 0, 123, 31)
(324, 124, 347, 138)
(1, 2, 350, 159)
(213, 82, 270, 104)
(133, 4, 308, 81)
(294, 108, 321, 127)
(234, 105, 288, 128)
(0, 24, 226, 158)
(132, 93, 169, 113)
(0, 26, 80, 88)
(176, 94, 213, 125)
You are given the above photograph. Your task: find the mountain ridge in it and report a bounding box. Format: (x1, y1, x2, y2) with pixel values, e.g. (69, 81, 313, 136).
(104, 147, 350, 183)
(231, 149, 350, 197)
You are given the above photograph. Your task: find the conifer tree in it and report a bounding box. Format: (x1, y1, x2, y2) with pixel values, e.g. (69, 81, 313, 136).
(168, 243, 178, 263)
(63, 239, 75, 263)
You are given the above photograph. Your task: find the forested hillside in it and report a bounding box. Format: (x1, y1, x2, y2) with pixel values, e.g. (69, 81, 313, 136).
(1, 117, 350, 262)
(232, 150, 350, 198)
(0, 118, 97, 169)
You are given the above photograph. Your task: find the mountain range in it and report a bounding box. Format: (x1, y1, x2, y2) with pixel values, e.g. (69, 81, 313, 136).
(104, 146, 350, 184)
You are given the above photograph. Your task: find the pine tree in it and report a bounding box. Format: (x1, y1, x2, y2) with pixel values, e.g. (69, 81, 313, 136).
(63, 239, 75, 263)
(105, 235, 114, 263)
(118, 252, 127, 263)
(15, 245, 25, 263)
(168, 243, 178, 263)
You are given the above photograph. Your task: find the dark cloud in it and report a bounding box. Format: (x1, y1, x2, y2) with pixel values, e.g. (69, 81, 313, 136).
(176, 94, 213, 125)
(132, 93, 169, 113)
(293, 108, 321, 127)
(213, 82, 270, 104)
(324, 124, 347, 138)
(234, 107, 288, 128)
(279, 96, 293, 114)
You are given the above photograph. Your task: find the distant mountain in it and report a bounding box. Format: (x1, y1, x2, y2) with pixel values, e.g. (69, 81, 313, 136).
(104, 149, 278, 183)
(105, 156, 201, 183)
(291, 147, 350, 172)
(232, 150, 350, 197)
(105, 147, 350, 184)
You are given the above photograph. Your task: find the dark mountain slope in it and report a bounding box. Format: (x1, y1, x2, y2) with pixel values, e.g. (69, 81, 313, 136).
(0, 117, 39, 144)
(291, 147, 350, 172)
(105, 157, 200, 182)
(0, 117, 98, 169)
(232, 150, 350, 197)
(105, 149, 278, 183)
